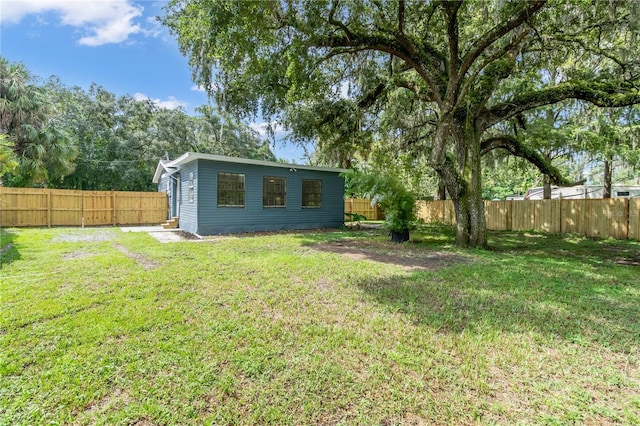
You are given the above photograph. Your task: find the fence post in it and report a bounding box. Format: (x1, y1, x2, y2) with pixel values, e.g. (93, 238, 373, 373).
(81, 191, 85, 228)
(47, 190, 51, 228)
(112, 191, 117, 226)
(624, 198, 630, 240)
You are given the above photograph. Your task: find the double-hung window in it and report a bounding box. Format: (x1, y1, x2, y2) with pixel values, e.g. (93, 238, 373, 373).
(263, 176, 286, 207)
(302, 179, 322, 208)
(217, 172, 245, 207)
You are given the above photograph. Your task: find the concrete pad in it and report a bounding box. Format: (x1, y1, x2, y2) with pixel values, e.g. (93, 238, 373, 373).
(120, 226, 189, 243)
(148, 231, 187, 243)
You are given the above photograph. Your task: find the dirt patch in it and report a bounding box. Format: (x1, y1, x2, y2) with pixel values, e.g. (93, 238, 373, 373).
(52, 230, 116, 243)
(316, 277, 333, 291)
(113, 244, 158, 270)
(77, 387, 132, 421)
(62, 250, 97, 260)
(176, 231, 201, 240)
(614, 257, 640, 266)
(226, 228, 341, 239)
(610, 248, 640, 266)
(310, 239, 470, 271)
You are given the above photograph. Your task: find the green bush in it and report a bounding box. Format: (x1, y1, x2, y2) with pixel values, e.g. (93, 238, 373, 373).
(345, 171, 417, 234)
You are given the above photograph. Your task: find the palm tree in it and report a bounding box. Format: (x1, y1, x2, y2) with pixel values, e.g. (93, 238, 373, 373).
(0, 57, 76, 186)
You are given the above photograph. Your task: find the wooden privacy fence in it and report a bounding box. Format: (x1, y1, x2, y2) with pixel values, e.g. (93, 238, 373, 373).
(0, 187, 167, 228)
(344, 198, 384, 220)
(416, 199, 640, 241)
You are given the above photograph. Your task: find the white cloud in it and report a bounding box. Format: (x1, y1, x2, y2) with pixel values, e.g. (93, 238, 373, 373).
(133, 93, 187, 110)
(1, 1, 147, 46)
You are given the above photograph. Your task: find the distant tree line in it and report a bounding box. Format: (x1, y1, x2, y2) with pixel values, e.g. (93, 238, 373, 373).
(0, 57, 274, 191)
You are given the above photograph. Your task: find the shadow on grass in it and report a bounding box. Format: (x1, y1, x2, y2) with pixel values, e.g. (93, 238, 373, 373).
(487, 230, 640, 269)
(0, 228, 20, 268)
(354, 227, 640, 352)
(356, 267, 639, 353)
(299, 224, 639, 352)
(414, 223, 640, 266)
(296, 228, 388, 244)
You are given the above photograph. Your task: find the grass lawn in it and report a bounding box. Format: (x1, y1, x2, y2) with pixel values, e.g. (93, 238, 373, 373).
(1, 225, 639, 425)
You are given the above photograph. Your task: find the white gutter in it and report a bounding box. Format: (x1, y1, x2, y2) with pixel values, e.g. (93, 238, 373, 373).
(166, 152, 349, 173)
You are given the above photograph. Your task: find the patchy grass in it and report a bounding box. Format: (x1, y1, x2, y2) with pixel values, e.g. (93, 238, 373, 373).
(1, 225, 639, 425)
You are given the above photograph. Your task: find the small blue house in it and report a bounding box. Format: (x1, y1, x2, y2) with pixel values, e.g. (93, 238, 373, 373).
(152, 153, 347, 235)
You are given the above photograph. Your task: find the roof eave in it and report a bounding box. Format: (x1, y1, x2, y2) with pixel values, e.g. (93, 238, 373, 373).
(152, 161, 178, 183)
(168, 152, 349, 173)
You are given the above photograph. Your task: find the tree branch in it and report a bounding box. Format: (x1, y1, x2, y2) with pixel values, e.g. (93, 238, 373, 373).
(444, 1, 462, 79)
(455, 29, 530, 114)
(481, 135, 580, 185)
(550, 34, 631, 71)
(328, 0, 353, 41)
(394, 79, 433, 102)
(483, 81, 640, 128)
(459, 1, 546, 81)
(311, 32, 444, 105)
(357, 83, 386, 109)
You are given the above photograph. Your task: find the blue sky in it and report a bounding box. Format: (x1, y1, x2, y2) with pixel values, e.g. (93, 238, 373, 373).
(0, 0, 305, 163)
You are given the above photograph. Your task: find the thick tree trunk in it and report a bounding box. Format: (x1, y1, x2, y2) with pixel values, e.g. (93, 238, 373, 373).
(543, 175, 552, 199)
(433, 125, 488, 249)
(603, 159, 612, 199)
(466, 135, 487, 248)
(446, 174, 487, 248)
(437, 180, 447, 200)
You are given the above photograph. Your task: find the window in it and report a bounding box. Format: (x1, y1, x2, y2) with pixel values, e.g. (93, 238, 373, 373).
(302, 179, 322, 208)
(263, 176, 286, 207)
(617, 191, 630, 197)
(218, 172, 245, 207)
(188, 172, 194, 202)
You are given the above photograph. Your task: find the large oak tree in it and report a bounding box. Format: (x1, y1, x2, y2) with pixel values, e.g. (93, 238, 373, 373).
(163, 0, 640, 247)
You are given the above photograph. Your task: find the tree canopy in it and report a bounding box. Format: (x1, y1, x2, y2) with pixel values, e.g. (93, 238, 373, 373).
(164, 0, 640, 247)
(0, 57, 76, 187)
(0, 57, 275, 190)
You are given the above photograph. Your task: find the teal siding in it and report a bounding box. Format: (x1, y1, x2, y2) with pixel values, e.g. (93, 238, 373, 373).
(194, 159, 344, 235)
(157, 175, 170, 220)
(178, 163, 198, 234)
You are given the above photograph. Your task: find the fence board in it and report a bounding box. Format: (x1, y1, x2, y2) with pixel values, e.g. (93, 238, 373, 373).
(630, 199, 640, 241)
(415, 200, 455, 224)
(83, 191, 113, 226)
(416, 198, 637, 241)
(0, 187, 166, 227)
(115, 192, 167, 225)
(416, 200, 442, 223)
(484, 200, 511, 230)
(512, 200, 535, 231)
(344, 198, 383, 220)
(0, 188, 48, 227)
(562, 200, 581, 235)
(50, 190, 83, 226)
(535, 200, 561, 233)
(585, 198, 628, 240)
